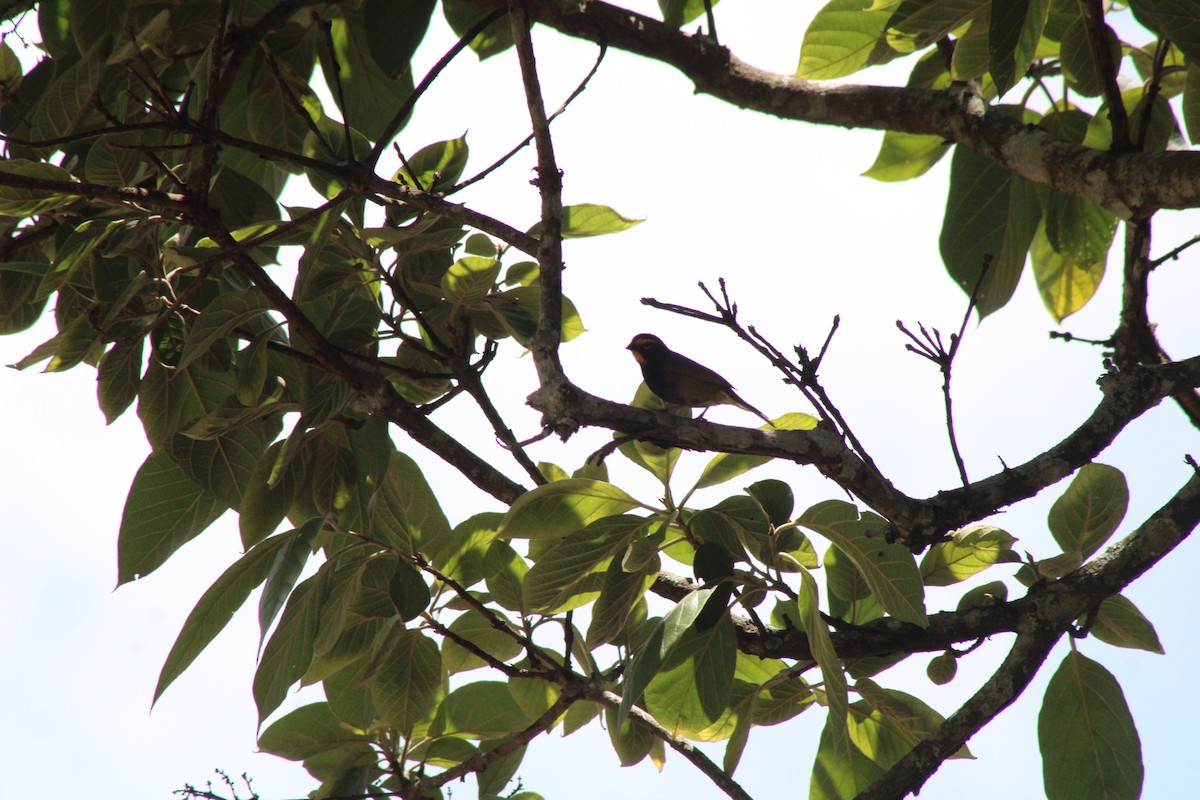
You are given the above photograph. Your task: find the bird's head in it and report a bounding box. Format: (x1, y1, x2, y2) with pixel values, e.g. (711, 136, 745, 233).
(626, 333, 666, 364)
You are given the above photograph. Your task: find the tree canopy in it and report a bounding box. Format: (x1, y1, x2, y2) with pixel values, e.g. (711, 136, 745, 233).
(2, 0, 1199, 798)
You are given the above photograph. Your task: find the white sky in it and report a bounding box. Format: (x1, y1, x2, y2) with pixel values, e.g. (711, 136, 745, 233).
(2, 3, 1198, 798)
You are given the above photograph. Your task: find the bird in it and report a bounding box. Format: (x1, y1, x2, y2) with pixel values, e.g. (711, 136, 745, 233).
(626, 333, 774, 426)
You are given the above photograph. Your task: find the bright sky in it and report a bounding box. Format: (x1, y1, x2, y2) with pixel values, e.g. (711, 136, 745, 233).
(2, 3, 1198, 798)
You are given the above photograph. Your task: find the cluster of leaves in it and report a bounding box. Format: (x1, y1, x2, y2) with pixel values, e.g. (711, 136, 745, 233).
(801, 0, 1199, 320)
(0, 1, 1191, 800)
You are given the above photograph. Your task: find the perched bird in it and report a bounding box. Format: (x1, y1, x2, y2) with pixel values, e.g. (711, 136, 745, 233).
(626, 333, 773, 426)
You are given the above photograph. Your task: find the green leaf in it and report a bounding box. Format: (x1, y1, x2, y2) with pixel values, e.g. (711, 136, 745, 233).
(240, 440, 308, 548)
(618, 382, 684, 482)
(29, 47, 106, 143)
(1048, 463, 1127, 559)
(1031, 190, 1117, 322)
(1131, 0, 1200, 64)
(1185, 64, 1200, 144)
(796, 0, 900, 80)
(523, 515, 650, 614)
(364, 0, 435, 78)
(368, 449, 452, 555)
(258, 702, 372, 761)
(619, 588, 714, 727)
(811, 706, 886, 800)
(658, 0, 714, 28)
(864, 128, 952, 182)
(441, 608, 524, 673)
(926, 651, 957, 684)
(431, 681, 534, 740)
(852, 678, 972, 766)
(1039, 651, 1143, 800)
(395, 135, 470, 194)
(323, 653, 379, 730)
(153, 531, 296, 704)
(441, 255, 500, 307)
(117, 452, 226, 585)
(1059, 16, 1121, 97)
(1090, 594, 1164, 654)
(694, 413, 818, 489)
(797, 567, 848, 731)
(527, 204, 643, 238)
(919, 524, 1019, 586)
(442, 0, 512, 59)
(956, 579, 1008, 611)
(0, 269, 47, 335)
(177, 288, 273, 370)
(799, 501, 927, 626)
(366, 627, 443, 731)
(643, 616, 737, 737)
(988, 0, 1047, 96)
(0, 159, 79, 217)
(587, 556, 657, 648)
(745, 479, 794, 527)
(485, 285, 586, 346)
(97, 337, 144, 425)
(825, 545, 884, 625)
(885, 0, 987, 53)
(483, 539, 529, 613)
(258, 517, 323, 642)
(940, 132, 1042, 317)
(605, 702, 655, 766)
(1084, 89, 1180, 153)
(499, 479, 642, 540)
(254, 576, 323, 725)
(322, 3, 414, 142)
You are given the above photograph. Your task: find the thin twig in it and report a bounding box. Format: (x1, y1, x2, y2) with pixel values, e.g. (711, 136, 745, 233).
(414, 553, 554, 669)
(896, 255, 991, 486)
(317, 17, 356, 161)
(367, 7, 509, 170)
(452, 339, 548, 486)
(1134, 36, 1171, 152)
(405, 694, 574, 798)
(596, 690, 756, 800)
(1149, 231, 1200, 268)
(452, 38, 607, 194)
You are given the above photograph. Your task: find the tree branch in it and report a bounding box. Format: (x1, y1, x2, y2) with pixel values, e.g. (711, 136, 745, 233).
(510, 0, 568, 397)
(464, 0, 1200, 218)
(861, 467, 1200, 797)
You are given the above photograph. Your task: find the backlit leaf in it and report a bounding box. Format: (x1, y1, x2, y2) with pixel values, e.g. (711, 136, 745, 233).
(1048, 463, 1127, 559)
(1039, 651, 1143, 800)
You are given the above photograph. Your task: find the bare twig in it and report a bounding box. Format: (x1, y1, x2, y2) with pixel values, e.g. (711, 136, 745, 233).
(1150, 231, 1200, 268)
(367, 7, 509, 169)
(897, 255, 991, 486)
(452, 339, 548, 486)
(316, 16, 356, 161)
(452, 38, 607, 194)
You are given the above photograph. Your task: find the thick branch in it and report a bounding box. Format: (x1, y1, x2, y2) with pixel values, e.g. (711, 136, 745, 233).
(859, 624, 1063, 800)
(862, 468, 1200, 798)
(464, 0, 1200, 218)
(509, 0, 569, 395)
(534, 355, 1200, 543)
(656, 466, 1200, 704)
